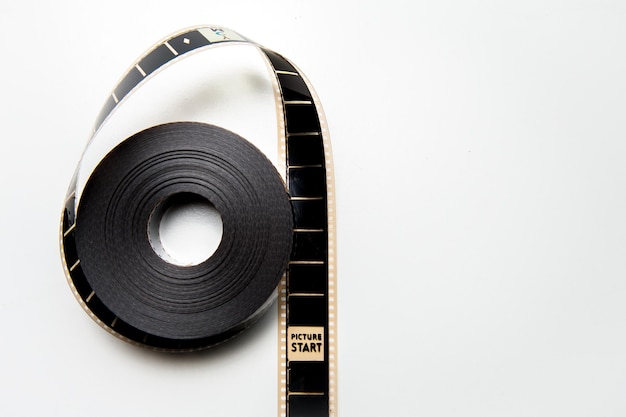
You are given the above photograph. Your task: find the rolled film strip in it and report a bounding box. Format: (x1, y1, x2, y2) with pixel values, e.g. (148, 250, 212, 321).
(59, 26, 337, 417)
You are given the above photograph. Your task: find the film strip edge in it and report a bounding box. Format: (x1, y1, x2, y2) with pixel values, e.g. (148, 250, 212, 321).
(302, 60, 337, 417)
(258, 47, 289, 417)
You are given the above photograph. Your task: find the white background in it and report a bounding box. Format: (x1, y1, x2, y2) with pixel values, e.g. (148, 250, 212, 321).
(1, 1, 626, 416)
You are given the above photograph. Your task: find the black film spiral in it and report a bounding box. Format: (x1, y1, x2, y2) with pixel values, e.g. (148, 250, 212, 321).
(70, 122, 292, 349)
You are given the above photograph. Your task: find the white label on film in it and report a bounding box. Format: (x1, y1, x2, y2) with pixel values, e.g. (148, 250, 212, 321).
(198, 27, 246, 43)
(287, 326, 325, 361)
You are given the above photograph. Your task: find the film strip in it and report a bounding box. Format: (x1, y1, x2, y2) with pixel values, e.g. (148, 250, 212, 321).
(60, 26, 336, 416)
(261, 51, 337, 417)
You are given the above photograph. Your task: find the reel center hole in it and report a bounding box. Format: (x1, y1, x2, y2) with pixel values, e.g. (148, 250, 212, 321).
(148, 193, 223, 266)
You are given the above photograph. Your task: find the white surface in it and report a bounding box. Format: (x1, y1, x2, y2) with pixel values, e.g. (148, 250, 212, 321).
(1, 1, 626, 416)
(149, 195, 224, 266)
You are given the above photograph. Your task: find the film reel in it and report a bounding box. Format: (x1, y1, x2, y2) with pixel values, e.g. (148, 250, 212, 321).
(59, 26, 337, 416)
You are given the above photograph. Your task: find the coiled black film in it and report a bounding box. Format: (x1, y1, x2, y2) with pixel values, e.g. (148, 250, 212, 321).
(59, 26, 337, 417)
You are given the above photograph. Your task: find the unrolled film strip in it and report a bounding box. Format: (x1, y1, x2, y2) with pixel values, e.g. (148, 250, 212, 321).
(59, 26, 337, 416)
(263, 48, 337, 417)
